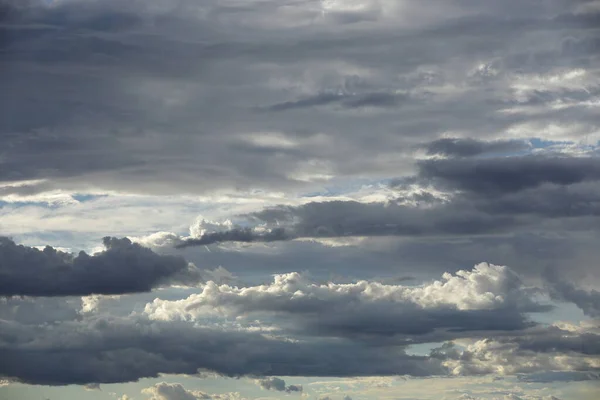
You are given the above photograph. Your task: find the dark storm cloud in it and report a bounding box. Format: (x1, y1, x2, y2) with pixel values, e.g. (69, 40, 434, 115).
(415, 156, 600, 195)
(0, 315, 445, 385)
(424, 138, 530, 158)
(0, 237, 200, 296)
(1, 0, 598, 194)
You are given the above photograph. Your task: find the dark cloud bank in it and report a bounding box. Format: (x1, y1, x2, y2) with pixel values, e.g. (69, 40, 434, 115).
(178, 149, 600, 248)
(0, 237, 200, 296)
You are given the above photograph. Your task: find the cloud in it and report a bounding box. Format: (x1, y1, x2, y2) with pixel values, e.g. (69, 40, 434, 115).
(544, 268, 600, 317)
(141, 382, 244, 400)
(1, 0, 599, 195)
(431, 327, 600, 377)
(0, 236, 201, 296)
(0, 314, 445, 385)
(145, 263, 548, 341)
(264, 91, 408, 112)
(256, 377, 302, 393)
(2, 0, 600, 395)
(423, 138, 531, 158)
(415, 155, 600, 195)
(176, 227, 291, 248)
(175, 200, 520, 248)
(0, 265, 594, 386)
(518, 371, 600, 383)
(174, 153, 600, 252)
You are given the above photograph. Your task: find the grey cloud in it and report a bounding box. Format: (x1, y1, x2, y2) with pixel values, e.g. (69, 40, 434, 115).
(416, 155, 600, 195)
(429, 325, 600, 378)
(256, 377, 302, 393)
(176, 228, 291, 249)
(511, 327, 600, 356)
(145, 264, 549, 342)
(176, 153, 600, 248)
(0, 296, 80, 325)
(544, 269, 600, 317)
(265, 91, 407, 111)
(0, 315, 445, 385)
(518, 371, 600, 383)
(424, 138, 530, 158)
(176, 200, 520, 248)
(0, 237, 201, 296)
(1, 0, 599, 194)
(169, 224, 599, 287)
(141, 382, 212, 400)
(265, 93, 346, 112)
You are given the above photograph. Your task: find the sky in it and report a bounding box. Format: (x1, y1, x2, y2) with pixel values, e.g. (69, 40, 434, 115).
(1, 0, 600, 399)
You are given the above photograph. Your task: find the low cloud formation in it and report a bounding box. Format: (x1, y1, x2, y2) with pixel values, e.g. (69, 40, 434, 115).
(432, 331, 600, 378)
(256, 377, 302, 393)
(175, 201, 519, 248)
(544, 268, 600, 317)
(176, 153, 600, 250)
(431, 321, 600, 380)
(1, 265, 596, 386)
(176, 227, 291, 248)
(0, 237, 201, 296)
(458, 395, 562, 400)
(142, 382, 244, 400)
(424, 138, 530, 158)
(146, 263, 548, 341)
(0, 314, 445, 385)
(415, 155, 600, 195)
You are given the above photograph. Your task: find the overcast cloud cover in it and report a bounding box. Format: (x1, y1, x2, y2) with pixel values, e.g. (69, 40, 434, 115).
(1, 0, 600, 399)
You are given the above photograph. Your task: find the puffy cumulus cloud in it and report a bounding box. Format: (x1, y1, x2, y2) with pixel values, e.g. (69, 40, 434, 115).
(0, 236, 201, 296)
(0, 313, 445, 385)
(188, 217, 235, 241)
(256, 377, 302, 393)
(145, 263, 548, 340)
(0, 274, 595, 387)
(1, 0, 599, 196)
(430, 322, 600, 378)
(141, 382, 245, 400)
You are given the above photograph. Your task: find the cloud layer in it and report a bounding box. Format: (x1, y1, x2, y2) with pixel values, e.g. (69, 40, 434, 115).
(0, 237, 200, 296)
(1, 0, 600, 398)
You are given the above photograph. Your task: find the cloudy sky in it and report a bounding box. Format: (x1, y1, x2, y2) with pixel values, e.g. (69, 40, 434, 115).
(1, 0, 600, 399)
